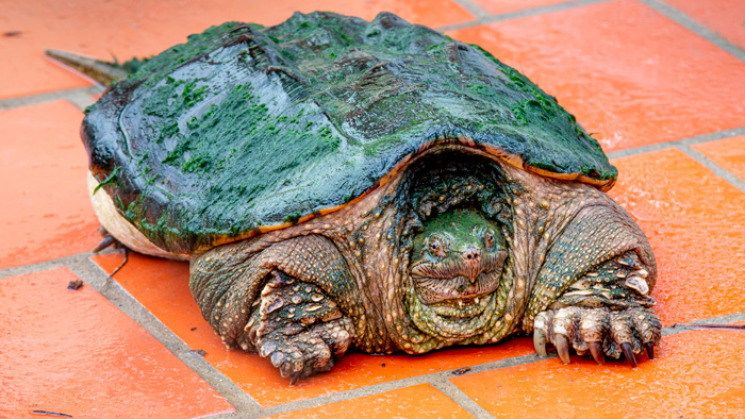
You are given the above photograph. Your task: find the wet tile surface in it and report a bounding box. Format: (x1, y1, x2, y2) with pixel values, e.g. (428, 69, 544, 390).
(450, 328, 745, 418)
(692, 135, 745, 180)
(0, 0, 472, 99)
(609, 149, 745, 325)
(449, 0, 745, 152)
(663, 0, 745, 50)
(93, 252, 534, 407)
(0, 268, 234, 418)
(266, 384, 475, 418)
(3, 0, 745, 417)
(0, 101, 100, 269)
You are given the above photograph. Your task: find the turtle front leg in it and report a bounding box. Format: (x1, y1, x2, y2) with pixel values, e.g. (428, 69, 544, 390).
(247, 270, 353, 383)
(190, 235, 362, 383)
(533, 250, 662, 366)
(523, 197, 662, 367)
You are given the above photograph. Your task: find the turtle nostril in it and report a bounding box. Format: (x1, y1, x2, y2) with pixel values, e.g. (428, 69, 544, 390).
(463, 248, 481, 261)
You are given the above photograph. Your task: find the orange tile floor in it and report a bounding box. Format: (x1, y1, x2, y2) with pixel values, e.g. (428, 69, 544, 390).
(2, 0, 745, 418)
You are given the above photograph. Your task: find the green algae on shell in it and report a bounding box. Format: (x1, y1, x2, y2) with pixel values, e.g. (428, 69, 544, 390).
(82, 11, 617, 253)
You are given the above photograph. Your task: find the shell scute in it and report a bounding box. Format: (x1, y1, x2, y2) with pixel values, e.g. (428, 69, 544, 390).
(83, 11, 616, 253)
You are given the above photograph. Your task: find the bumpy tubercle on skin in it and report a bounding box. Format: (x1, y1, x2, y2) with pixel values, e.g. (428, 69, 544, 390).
(190, 147, 656, 359)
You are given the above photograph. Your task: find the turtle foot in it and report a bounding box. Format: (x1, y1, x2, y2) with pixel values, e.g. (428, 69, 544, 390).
(258, 316, 352, 384)
(255, 271, 353, 384)
(91, 226, 121, 253)
(533, 306, 661, 367)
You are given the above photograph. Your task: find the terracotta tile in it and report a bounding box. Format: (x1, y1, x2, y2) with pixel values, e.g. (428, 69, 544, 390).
(92, 252, 534, 407)
(449, 0, 745, 152)
(451, 328, 745, 418)
(267, 384, 474, 419)
(0, 101, 100, 269)
(469, 0, 582, 15)
(692, 135, 745, 181)
(608, 149, 745, 325)
(663, 0, 745, 50)
(1, 0, 472, 99)
(0, 268, 233, 418)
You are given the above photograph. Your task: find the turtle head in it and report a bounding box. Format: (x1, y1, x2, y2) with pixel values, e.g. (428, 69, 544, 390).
(410, 208, 507, 305)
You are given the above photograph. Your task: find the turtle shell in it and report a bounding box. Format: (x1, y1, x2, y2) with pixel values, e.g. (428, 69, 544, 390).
(82, 11, 617, 254)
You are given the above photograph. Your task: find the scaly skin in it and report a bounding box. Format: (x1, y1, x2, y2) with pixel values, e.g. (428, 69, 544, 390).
(501, 164, 660, 365)
(189, 149, 660, 381)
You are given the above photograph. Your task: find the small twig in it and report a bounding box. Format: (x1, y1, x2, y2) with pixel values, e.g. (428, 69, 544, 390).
(109, 247, 129, 277)
(30, 410, 73, 418)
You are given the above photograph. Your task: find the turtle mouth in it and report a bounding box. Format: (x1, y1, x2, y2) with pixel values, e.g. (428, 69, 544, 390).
(420, 293, 495, 319)
(410, 250, 506, 305)
(411, 271, 501, 305)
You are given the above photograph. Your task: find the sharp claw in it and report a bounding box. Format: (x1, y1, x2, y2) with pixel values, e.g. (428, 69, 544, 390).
(589, 341, 605, 365)
(534, 328, 548, 357)
(645, 342, 655, 360)
(554, 334, 571, 364)
(289, 371, 301, 386)
(533, 313, 548, 357)
(625, 275, 649, 296)
(621, 342, 638, 368)
(269, 352, 285, 368)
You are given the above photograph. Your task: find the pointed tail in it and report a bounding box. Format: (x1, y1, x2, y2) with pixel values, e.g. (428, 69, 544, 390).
(45, 49, 132, 87)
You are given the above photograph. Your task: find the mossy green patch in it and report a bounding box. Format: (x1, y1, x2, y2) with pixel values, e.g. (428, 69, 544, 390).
(82, 11, 616, 253)
(92, 166, 121, 195)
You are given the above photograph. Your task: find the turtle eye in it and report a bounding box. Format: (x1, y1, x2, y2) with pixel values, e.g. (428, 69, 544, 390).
(427, 235, 449, 258)
(483, 231, 495, 250)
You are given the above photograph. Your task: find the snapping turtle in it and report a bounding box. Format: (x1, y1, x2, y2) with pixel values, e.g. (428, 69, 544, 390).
(57, 11, 661, 382)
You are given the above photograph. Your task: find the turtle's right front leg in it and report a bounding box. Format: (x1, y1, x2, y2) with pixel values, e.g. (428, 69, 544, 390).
(190, 235, 362, 383)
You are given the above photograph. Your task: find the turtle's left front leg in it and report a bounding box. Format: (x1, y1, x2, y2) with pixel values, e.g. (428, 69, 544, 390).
(527, 202, 661, 366)
(532, 250, 662, 366)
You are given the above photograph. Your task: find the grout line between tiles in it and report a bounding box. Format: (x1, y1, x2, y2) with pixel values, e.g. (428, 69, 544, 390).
(450, 0, 490, 19)
(257, 353, 544, 418)
(677, 145, 745, 195)
(65, 256, 265, 417)
(65, 88, 99, 111)
(429, 376, 495, 419)
(606, 126, 745, 160)
(0, 86, 102, 111)
(662, 312, 745, 337)
(5, 252, 745, 418)
(257, 306, 745, 417)
(200, 413, 242, 419)
(637, 0, 745, 63)
(437, 0, 610, 32)
(256, 377, 421, 417)
(0, 254, 90, 280)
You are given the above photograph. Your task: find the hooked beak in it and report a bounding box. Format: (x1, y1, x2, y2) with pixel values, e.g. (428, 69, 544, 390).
(461, 246, 481, 284)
